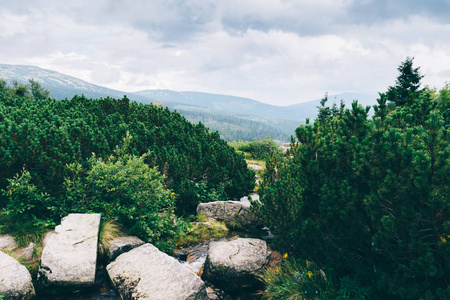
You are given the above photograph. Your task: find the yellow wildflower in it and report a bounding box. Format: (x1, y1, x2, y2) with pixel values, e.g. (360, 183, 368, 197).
(283, 253, 288, 259)
(308, 271, 313, 278)
(306, 260, 311, 268)
(276, 268, 280, 274)
(440, 236, 447, 243)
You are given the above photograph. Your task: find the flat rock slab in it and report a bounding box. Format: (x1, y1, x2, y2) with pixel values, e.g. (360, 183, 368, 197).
(106, 236, 144, 262)
(203, 238, 269, 292)
(38, 213, 101, 287)
(197, 201, 255, 226)
(107, 243, 208, 300)
(0, 251, 35, 299)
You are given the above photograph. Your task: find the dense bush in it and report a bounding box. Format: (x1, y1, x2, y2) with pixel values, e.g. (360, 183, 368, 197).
(231, 137, 283, 160)
(259, 61, 450, 298)
(0, 93, 255, 216)
(62, 146, 176, 242)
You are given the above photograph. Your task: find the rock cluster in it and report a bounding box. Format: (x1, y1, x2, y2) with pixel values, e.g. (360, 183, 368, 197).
(2, 200, 268, 300)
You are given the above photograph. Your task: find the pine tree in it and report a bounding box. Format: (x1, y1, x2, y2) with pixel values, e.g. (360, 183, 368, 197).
(385, 56, 424, 106)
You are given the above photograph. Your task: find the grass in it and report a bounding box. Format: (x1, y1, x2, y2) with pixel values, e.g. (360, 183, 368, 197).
(259, 257, 336, 300)
(172, 215, 229, 247)
(98, 219, 124, 257)
(0, 213, 50, 278)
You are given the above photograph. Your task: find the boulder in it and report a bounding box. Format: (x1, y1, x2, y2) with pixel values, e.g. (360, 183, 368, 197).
(107, 243, 208, 300)
(0, 251, 35, 300)
(106, 235, 144, 262)
(0, 235, 17, 251)
(197, 201, 256, 226)
(203, 238, 269, 292)
(37, 213, 101, 287)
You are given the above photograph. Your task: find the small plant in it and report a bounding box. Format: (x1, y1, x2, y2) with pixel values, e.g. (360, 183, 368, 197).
(1, 169, 52, 224)
(260, 257, 336, 299)
(98, 219, 124, 257)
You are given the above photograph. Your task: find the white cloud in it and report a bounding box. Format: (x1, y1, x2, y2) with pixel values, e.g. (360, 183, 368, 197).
(1, 0, 449, 105)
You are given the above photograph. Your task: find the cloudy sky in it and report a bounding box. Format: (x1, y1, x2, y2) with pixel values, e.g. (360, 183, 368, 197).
(1, 0, 449, 105)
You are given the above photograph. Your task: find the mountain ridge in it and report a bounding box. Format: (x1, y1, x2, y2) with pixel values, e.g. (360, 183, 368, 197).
(0, 63, 379, 141)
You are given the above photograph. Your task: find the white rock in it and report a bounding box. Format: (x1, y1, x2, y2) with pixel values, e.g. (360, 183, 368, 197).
(37, 213, 101, 287)
(0, 251, 35, 299)
(203, 238, 269, 292)
(0, 235, 17, 251)
(197, 201, 256, 226)
(107, 243, 208, 300)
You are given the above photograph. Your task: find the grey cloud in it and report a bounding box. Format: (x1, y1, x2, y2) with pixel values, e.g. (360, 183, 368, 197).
(346, 0, 450, 25)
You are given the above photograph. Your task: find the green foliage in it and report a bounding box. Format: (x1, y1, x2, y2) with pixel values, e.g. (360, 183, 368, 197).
(231, 137, 283, 161)
(62, 148, 177, 243)
(384, 56, 424, 107)
(28, 78, 51, 101)
(260, 257, 336, 299)
(0, 78, 50, 101)
(172, 217, 229, 247)
(0, 93, 255, 216)
(259, 63, 450, 297)
(1, 169, 53, 225)
(316, 93, 345, 123)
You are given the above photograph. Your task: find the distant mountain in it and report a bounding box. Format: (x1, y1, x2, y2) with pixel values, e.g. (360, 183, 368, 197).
(0, 64, 131, 101)
(0, 64, 379, 141)
(135, 90, 379, 121)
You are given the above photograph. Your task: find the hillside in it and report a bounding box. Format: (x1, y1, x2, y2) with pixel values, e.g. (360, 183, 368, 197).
(0, 64, 378, 141)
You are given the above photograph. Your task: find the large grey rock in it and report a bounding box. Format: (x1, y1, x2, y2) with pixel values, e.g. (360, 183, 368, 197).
(0, 235, 17, 251)
(0, 251, 35, 299)
(106, 236, 144, 262)
(197, 201, 256, 226)
(203, 238, 269, 292)
(37, 213, 101, 287)
(107, 243, 208, 300)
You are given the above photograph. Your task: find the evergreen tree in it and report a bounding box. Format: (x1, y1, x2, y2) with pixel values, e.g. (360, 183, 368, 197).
(259, 62, 450, 298)
(384, 56, 424, 106)
(29, 78, 51, 101)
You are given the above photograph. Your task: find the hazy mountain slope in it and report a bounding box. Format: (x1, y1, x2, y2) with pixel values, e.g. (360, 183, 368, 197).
(136, 90, 379, 122)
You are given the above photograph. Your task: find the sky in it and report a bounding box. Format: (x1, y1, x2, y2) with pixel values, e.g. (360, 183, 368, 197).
(1, 0, 450, 106)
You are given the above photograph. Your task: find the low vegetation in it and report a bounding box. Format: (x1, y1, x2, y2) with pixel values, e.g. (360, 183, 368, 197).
(172, 214, 229, 247)
(0, 80, 254, 249)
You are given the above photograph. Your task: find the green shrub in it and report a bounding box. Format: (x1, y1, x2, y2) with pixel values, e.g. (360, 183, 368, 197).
(0, 95, 254, 216)
(232, 138, 283, 161)
(60, 149, 177, 243)
(259, 67, 450, 297)
(260, 257, 336, 299)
